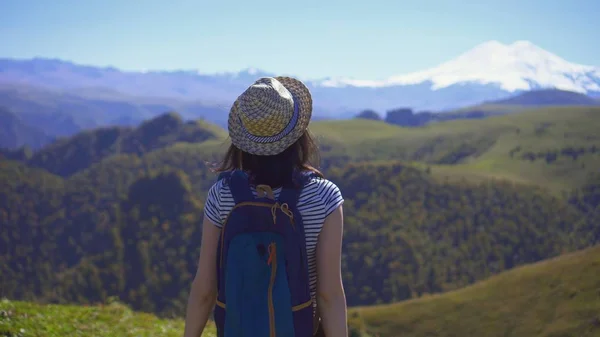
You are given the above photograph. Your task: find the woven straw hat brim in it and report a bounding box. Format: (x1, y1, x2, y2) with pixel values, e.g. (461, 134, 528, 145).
(228, 76, 313, 156)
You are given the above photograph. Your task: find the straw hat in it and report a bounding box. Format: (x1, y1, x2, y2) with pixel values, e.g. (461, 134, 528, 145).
(228, 76, 313, 156)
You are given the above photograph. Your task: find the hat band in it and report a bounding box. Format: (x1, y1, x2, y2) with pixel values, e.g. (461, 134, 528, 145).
(238, 94, 300, 144)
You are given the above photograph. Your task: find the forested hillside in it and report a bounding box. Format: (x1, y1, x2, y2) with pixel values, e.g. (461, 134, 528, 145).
(1, 106, 599, 318)
(0, 112, 226, 176)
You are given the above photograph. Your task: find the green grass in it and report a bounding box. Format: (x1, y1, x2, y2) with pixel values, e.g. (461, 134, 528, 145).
(348, 245, 600, 337)
(3, 246, 599, 337)
(0, 299, 216, 337)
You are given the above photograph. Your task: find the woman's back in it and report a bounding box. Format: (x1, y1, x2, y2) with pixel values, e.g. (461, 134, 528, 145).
(183, 76, 347, 337)
(204, 173, 344, 309)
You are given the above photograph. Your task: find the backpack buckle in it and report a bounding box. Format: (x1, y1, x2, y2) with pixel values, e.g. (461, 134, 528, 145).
(256, 184, 275, 200)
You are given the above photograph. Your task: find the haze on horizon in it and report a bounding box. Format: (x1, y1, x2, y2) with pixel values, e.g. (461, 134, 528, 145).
(1, 0, 599, 80)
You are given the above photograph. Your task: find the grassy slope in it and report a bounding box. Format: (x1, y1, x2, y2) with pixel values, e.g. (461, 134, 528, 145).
(442, 106, 600, 192)
(99, 104, 594, 195)
(349, 245, 600, 337)
(0, 300, 216, 337)
(309, 106, 600, 194)
(2, 246, 598, 337)
(12, 104, 597, 194)
(60, 105, 598, 195)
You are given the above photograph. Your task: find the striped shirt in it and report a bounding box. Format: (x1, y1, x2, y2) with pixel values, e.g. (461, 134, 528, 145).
(204, 175, 344, 310)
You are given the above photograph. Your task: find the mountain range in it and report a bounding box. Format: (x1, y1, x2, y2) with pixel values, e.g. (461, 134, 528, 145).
(0, 40, 599, 149)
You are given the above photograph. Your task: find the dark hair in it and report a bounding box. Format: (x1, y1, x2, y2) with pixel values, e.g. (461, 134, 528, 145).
(214, 130, 324, 188)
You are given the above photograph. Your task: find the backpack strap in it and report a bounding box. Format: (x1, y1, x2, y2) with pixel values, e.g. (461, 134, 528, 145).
(278, 169, 318, 208)
(218, 169, 254, 204)
(217, 171, 232, 181)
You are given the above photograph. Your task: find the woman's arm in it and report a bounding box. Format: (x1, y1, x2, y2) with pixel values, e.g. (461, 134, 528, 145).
(316, 204, 348, 337)
(183, 215, 221, 337)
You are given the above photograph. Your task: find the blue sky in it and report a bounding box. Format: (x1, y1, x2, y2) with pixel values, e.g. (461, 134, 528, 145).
(1, 0, 598, 79)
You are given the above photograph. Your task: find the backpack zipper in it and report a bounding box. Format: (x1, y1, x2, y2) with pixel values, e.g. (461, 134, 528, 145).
(219, 202, 271, 267)
(217, 201, 296, 337)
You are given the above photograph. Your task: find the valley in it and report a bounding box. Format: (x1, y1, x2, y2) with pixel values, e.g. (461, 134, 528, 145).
(1, 49, 600, 336)
(2, 39, 600, 142)
(2, 0, 600, 333)
(1, 100, 599, 337)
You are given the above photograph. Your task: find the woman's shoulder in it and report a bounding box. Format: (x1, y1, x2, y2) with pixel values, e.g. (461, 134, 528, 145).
(300, 175, 344, 209)
(304, 175, 340, 191)
(207, 176, 232, 198)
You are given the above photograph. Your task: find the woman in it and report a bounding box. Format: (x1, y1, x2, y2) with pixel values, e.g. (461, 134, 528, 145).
(183, 76, 347, 337)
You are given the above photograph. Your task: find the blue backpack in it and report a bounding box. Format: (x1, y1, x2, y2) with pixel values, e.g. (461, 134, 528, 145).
(213, 169, 317, 337)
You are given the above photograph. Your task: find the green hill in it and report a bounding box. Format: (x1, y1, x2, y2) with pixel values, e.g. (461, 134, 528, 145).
(311, 105, 600, 194)
(1, 104, 599, 321)
(1, 157, 597, 315)
(349, 244, 600, 337)
(22, 111, 227, 177)
(0, 299, 216, 337)
(2, 246, 598, 337)
(7, 104, 599, 194)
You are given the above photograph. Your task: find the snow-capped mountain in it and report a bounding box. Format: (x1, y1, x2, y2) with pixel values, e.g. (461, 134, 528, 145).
(0, 40, 598, 118)
(316, 40, 600, 94)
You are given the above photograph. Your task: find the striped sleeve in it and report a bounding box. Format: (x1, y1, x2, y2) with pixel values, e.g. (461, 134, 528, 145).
(318, 179, 344, 218)
(204, 180, 223, 228)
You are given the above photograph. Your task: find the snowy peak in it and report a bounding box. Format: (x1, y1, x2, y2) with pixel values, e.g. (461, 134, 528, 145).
(320, 40, 600, 93)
